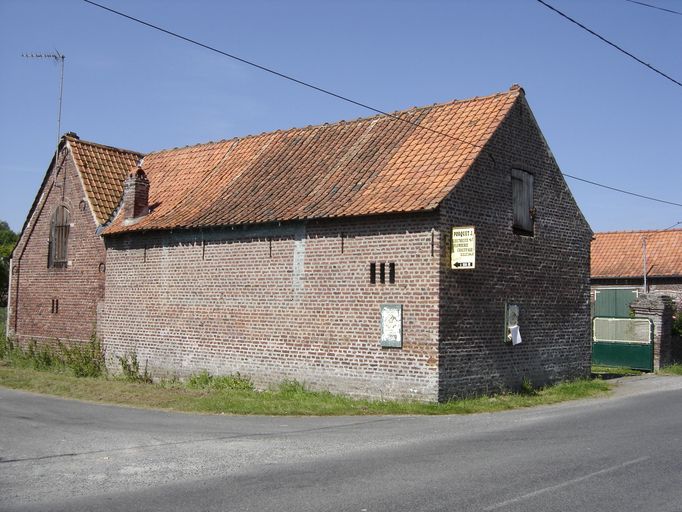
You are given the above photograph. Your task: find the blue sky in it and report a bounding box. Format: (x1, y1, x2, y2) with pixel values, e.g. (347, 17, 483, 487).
(1, 0, 680, 234)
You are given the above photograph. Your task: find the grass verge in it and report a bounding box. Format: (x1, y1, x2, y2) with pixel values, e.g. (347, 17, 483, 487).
(592, 365, 644, 378)
(659, 363, 682, 376)
(0, 316, 610, 415)
(0, 363, 610, 416)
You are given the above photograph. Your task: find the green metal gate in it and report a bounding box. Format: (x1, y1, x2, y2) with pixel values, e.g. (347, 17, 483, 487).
(592, 317, 653, 371)
(593, 288, 638, 318)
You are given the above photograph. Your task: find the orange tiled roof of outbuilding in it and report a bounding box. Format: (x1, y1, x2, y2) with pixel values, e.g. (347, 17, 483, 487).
(102, 86, 523, 234)
(591, 229, 682, 278)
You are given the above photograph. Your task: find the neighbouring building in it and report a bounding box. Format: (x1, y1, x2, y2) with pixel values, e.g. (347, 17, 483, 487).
(591, 229, 682, 317)
(8, 86, 593, 401)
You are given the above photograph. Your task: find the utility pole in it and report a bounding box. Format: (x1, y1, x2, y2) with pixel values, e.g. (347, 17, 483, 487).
(642, 221, 681, 294)
(22, 51, 66, 150)
(642, 236, 647, 293)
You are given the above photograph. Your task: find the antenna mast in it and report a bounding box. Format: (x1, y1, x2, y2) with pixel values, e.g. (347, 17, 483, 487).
(22, 51, 66, 150)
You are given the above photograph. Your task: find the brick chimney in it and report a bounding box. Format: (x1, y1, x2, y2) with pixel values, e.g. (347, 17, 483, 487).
(123, 163, 150, 222)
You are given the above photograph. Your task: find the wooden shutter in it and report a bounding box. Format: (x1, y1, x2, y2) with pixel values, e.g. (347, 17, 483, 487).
(49, 206, 70, 267)
(512, 169, 533, 234)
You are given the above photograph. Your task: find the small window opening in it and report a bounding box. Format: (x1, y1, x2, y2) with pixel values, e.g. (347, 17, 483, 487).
(51, 298, 59, 314)
(370, 262, 376, 284)
(512, 169, 534, 235)
(389, 263, 395, 284)
(380, 263, 386, 284)
(48, 206, 70, 268)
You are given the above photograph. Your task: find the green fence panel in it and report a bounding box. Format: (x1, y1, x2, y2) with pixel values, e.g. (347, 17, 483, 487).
(592, 342, 653, 371)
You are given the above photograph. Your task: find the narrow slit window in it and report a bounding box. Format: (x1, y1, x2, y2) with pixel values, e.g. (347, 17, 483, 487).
(512, 169, 534, 235)
(370, 262, 376, 284)
(48, 206, 70, 268)
(380, 263, 386, 284)
(389, 263, 395, 284)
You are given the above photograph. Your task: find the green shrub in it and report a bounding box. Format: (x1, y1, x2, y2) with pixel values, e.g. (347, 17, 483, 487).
(117, 352, 152, 383)
(520, 376, 537, 396)
(1, 337, 105, 377)
(0, 333, 10, 359)
(672, 311, 682, 336)
(58, 337, 105, 378)
(28, 341, 60, 371)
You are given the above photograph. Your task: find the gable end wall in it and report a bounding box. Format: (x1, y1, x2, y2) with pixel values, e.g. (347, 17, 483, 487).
(437, 97, 592, 399)
(8, 148, 106, 344)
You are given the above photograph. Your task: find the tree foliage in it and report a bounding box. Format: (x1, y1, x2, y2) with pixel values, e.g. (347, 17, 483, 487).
(0, 221, 19, 307)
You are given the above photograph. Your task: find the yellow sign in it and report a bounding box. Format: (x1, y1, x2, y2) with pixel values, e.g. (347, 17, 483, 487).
(451, 226, 475, 269)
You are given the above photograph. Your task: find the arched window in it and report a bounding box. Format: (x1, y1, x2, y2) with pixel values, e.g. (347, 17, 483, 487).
(48, 206, 70, 268)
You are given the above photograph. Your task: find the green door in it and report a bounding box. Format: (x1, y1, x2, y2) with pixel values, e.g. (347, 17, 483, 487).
(593, 288, 638, 318)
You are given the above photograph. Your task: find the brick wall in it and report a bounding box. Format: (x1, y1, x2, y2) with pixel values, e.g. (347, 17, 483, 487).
(8, 147, 106, 345)
(437, 96, 593, 398)
(101, 214, 441, 401)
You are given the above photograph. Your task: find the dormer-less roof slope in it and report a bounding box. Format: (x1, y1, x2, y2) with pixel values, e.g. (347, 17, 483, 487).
(104, 87, 522, 234)
(592, 229, 682, 279)
(67, 136, 144, 225)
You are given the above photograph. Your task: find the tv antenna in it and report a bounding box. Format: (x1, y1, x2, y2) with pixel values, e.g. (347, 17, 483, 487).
(22, 51, 66, 150)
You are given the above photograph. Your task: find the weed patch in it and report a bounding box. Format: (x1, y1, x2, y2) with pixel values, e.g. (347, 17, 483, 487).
(659, 363, 682, 376)
(117, 352, 152, 383)
(0, 336, 105, 378)
(187, 370, 253, 391)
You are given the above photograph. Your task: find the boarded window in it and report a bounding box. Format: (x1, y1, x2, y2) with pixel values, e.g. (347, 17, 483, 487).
(512, 169, 534, 234)
(48, 206, 70, 268)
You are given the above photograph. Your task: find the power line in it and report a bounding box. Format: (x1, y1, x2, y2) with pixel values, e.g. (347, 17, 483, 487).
(81, 0, 682, 209)
(80, 0, 478, 150)
(661, 221, 682, 231)
(536, 0, 682, 88)
(624, 0, 682, 16)
(562, 173, 682, 208)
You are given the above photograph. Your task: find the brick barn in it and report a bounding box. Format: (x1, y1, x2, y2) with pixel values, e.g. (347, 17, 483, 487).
(8, 86, 593, 401)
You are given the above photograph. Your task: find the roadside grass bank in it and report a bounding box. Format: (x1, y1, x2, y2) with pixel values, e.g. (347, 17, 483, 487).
(0, 325, 610, 415)
(0, 364, 610, 415)
(591, 365, 644, 378)
(659, 363, 682, 376)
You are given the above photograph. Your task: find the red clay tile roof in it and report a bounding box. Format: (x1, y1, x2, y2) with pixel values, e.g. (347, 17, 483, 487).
(67, 136, 143, 225)
(592, 230, 682, 278)
(102, 87, 522, 234)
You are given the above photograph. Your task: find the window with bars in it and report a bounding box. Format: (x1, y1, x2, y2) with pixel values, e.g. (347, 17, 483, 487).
(48, 205, 70, 268)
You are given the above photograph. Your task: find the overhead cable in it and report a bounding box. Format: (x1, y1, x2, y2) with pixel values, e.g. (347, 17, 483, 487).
(81, 0, 682, 209)
(536, 0, 682, 88)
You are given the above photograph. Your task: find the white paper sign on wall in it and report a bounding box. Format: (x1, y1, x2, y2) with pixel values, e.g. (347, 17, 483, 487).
(451, 226, 475, 269)
(380, 304, 403, 348)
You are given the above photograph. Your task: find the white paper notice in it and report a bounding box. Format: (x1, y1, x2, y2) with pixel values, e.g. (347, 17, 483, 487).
(510, 325, 522, 346)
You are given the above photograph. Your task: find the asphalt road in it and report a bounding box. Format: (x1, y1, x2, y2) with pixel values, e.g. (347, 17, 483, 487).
(1, 375, 682, 512)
